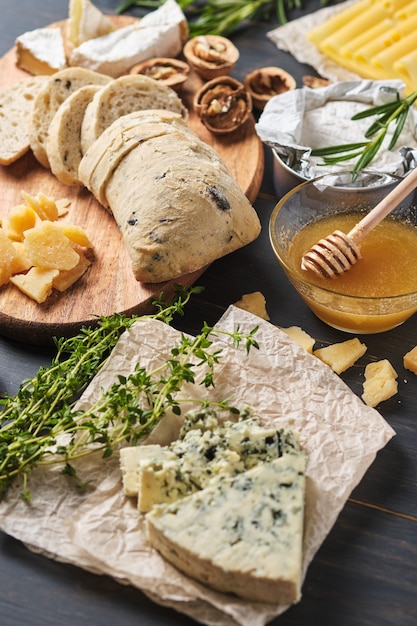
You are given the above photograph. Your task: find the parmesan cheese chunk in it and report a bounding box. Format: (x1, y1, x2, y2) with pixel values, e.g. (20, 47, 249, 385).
(314, 338, 367, 374)
(233, 291, 270, 320)
(404, 345, 417, 375)
(281, 326, 316, 353)
(362, 359, 398, 407)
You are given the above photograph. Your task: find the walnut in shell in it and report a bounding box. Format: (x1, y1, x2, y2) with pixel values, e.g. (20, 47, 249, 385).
(193, 76, 252, 134)
(244, 67, 296, 111)
(183, 35, 239, 80)
(129, 57, 190, 92)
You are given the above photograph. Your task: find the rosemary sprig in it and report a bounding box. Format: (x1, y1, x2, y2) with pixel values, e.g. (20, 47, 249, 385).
(117, 0, 330, 34)
(0, 286, 259, 501)
(311, 90, 417, 173)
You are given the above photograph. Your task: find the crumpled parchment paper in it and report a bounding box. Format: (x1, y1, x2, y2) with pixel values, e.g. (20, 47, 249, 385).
(263, 2, 417, 179)
(0, 306, 395, 626)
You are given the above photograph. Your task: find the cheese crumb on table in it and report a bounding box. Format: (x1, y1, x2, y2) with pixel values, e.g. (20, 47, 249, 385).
(361, 359, 398, 407)
(281, 326, 316, 353)
(313, 338, 367, 374)
(404, 345, 417, 375)
(233, 291, 270, 320)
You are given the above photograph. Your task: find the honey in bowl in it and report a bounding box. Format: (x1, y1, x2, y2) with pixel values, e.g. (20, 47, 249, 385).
(269, 172, 417, 333)
(290, 214, 417, 297)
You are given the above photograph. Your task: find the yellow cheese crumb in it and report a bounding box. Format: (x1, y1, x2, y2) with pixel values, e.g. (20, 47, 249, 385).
(314, 338, 367, 374)
(361, 359, 398, 407)
(21, 190, 59, 221)
(281, 326, 315, 353)
(4, 205, 38, 241)
(403, 345, 417, 375)
(0, 230, 18, 286)
(233, 291, 270, 320)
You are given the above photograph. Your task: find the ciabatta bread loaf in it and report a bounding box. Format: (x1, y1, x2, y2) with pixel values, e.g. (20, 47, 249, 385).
(28, 67, 111, 168)
(80, 74, 188, 153)
(79, 110, 193, 208)
(0, 76, 48, 166)
(79, 112, 261, 283)
(46, 84, 102, 186)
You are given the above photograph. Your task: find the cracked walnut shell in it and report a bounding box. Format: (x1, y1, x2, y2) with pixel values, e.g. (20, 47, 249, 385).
(193, 76, 252, 134)
(244, 66, 296, 110)
(183, 35, 239, 80)
(129, 57, 190, 92)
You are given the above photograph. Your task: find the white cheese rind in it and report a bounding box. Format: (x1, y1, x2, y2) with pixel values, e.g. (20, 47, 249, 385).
(15, 27, 67, 75)
(146, 453, 306, 605)
(69, 0, 188, 77)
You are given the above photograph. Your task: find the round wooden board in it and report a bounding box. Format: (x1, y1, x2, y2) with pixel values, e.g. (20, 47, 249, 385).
(0, 19, 264, 345)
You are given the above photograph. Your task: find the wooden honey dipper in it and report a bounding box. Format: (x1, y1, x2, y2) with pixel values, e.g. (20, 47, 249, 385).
(301, 167, 417, 278)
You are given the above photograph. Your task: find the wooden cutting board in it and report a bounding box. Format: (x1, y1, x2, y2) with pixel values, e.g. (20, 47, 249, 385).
(0, 19, 264, 345)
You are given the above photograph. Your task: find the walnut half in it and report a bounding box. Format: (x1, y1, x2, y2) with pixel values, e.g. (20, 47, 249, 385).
(244, 67, 296, 111)
(129, 57, 190, 92)
(183, 35, 239, 80)
(193, 76, 252, 134)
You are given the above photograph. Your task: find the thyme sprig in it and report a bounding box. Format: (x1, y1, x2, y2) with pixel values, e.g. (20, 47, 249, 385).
(311, 90, 417, 173)
(0, 286, 259, 501)
(116, 0, 330, 35)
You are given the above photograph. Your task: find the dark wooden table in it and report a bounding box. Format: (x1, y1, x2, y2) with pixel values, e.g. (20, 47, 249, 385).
(1, 2, 417, 625)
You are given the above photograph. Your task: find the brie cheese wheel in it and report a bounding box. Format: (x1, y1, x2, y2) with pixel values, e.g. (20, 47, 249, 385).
(68, 0, 116, 48)
(69, 0, 188, 77)
(15, 27, 67, 76)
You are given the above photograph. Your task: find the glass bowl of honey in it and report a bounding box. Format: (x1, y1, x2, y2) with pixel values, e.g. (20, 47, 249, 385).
(269, 171, 417, 333)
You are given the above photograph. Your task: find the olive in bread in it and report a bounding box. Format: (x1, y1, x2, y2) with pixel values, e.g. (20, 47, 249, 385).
(28, 66, 111, 168)
(79, 74, 188, 154)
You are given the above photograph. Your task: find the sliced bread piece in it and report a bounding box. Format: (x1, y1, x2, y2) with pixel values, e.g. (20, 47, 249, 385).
(146, 453, 306, 605)
(80, 73, 188, 154)
(79, 109, 193, 207)
(0, 75, 48, 166)
(46, 84, 102, 186)
(28, 66, 111, 168)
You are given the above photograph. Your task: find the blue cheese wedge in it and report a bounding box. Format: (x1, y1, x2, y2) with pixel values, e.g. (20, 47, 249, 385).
(120, 408, 301, 512)
(69, 0, 188, 78)
(15, 27, 67, 76)
(146, 453, 306, 605)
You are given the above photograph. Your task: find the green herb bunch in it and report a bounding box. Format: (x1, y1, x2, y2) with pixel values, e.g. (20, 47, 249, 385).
(117, 0, 330, 35)
(0, 285, 259, 501)
(311, 90, 417, 174)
